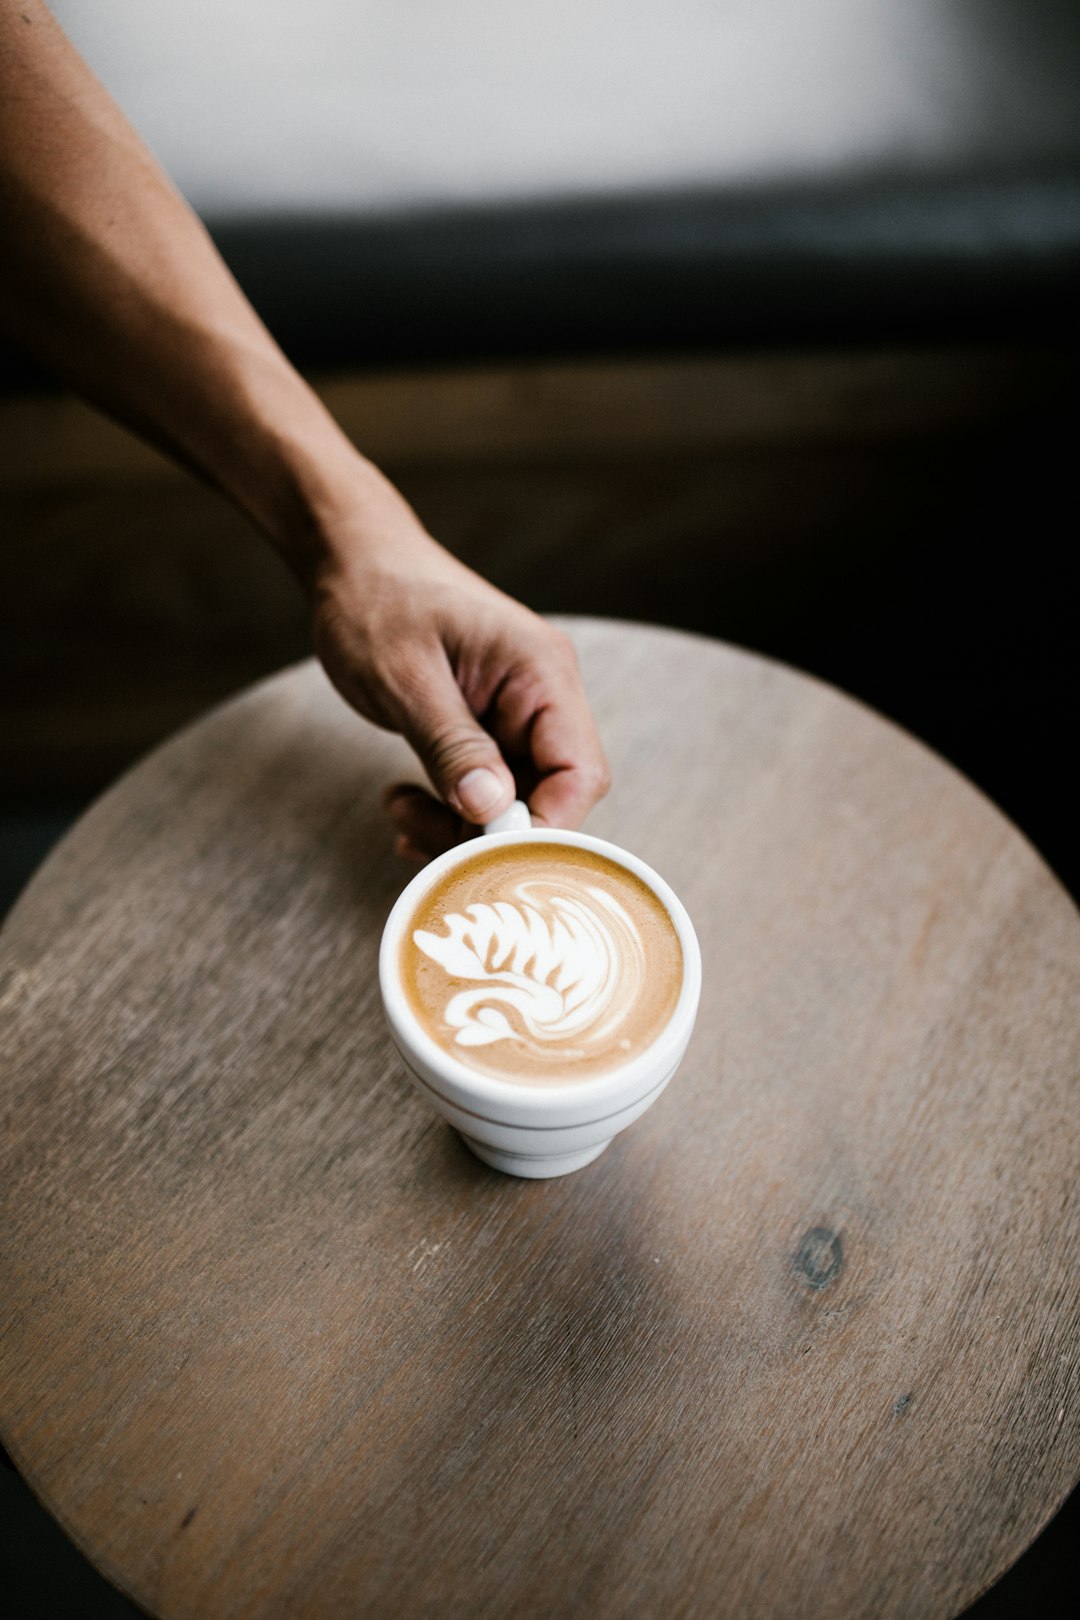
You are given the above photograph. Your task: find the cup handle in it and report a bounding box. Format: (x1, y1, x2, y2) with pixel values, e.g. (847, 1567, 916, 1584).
(482, 799, 532, 836)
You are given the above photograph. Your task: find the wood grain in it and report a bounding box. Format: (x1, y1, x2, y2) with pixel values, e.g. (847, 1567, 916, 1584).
(1, 620, 1077, 1619)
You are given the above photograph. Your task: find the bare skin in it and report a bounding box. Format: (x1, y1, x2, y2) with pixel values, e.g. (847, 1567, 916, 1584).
(0, 1, 610, 859)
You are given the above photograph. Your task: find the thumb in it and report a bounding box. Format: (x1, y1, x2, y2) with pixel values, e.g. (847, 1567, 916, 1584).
(401, 662, 516, 824)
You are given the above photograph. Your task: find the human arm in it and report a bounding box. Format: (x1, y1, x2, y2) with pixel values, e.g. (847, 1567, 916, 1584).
(0, 1, 610, 854)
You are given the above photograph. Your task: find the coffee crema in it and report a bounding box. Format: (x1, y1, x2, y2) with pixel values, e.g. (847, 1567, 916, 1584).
(399, 841, 683, 1083)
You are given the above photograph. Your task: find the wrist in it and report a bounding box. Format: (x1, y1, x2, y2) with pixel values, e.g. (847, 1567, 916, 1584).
(211, 353, 441, 595)
(240, 376, 398, 589)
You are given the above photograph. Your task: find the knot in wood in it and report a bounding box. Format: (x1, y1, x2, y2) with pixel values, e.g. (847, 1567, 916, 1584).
(792, 1226, 844, 1291)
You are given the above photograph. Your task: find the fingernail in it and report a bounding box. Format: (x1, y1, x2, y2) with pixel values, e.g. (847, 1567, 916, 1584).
(454, 767, 506, 817)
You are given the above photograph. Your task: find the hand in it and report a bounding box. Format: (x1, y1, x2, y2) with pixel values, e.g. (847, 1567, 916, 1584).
(0, 2, 609, 855)
(309, 476, 611, 862)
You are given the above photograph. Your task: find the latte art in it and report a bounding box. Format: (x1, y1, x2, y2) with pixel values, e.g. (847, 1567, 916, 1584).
(414, 880, 645, 1055)
(401, 843, 683, 1082)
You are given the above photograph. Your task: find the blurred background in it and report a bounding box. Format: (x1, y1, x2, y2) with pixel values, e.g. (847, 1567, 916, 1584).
(1, 2, 1077, 1615)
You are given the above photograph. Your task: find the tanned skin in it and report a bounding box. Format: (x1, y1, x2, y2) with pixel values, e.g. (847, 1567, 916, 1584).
(0, 2, 610, 858)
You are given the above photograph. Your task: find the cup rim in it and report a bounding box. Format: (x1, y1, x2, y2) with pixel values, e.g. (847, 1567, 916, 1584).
(378, 826, 701, 1112)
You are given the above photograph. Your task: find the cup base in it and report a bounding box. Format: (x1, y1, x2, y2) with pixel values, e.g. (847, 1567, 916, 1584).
(460, 1133, 610, 1179)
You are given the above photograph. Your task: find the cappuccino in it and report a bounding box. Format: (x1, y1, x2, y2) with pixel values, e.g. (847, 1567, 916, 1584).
(400, 841, 683, 1083)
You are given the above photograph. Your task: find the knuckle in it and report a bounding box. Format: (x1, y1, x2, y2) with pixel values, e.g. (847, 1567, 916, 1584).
(425, 723, 490, 781)
(585, 754, 613, 799)
(544, 625, 579, 668)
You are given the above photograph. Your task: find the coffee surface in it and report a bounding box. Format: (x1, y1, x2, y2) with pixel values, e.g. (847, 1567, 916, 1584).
(400, 841, 683, 1083)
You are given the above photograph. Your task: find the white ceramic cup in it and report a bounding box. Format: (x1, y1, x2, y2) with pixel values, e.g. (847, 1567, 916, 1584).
(378, 802, 701, 1178)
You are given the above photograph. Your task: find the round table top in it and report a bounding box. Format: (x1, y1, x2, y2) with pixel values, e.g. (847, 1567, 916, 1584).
(2, 618, 1077, 1620)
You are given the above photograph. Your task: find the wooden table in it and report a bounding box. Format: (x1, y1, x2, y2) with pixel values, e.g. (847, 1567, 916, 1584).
(2, 619, 1077, 1620)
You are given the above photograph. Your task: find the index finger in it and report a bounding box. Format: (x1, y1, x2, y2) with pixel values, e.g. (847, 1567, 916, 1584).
(524, 676, 611, 829)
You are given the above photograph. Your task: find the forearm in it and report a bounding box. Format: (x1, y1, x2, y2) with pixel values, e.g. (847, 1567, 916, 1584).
(0, 6, 611, 845)
(0, 1, 375, 573)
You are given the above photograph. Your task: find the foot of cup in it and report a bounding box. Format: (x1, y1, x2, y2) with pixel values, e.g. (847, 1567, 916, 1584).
(460, 1134, 611, 1179)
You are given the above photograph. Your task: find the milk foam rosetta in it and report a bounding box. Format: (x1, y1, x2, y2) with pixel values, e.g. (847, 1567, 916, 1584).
(400, 843, 683, 1082)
